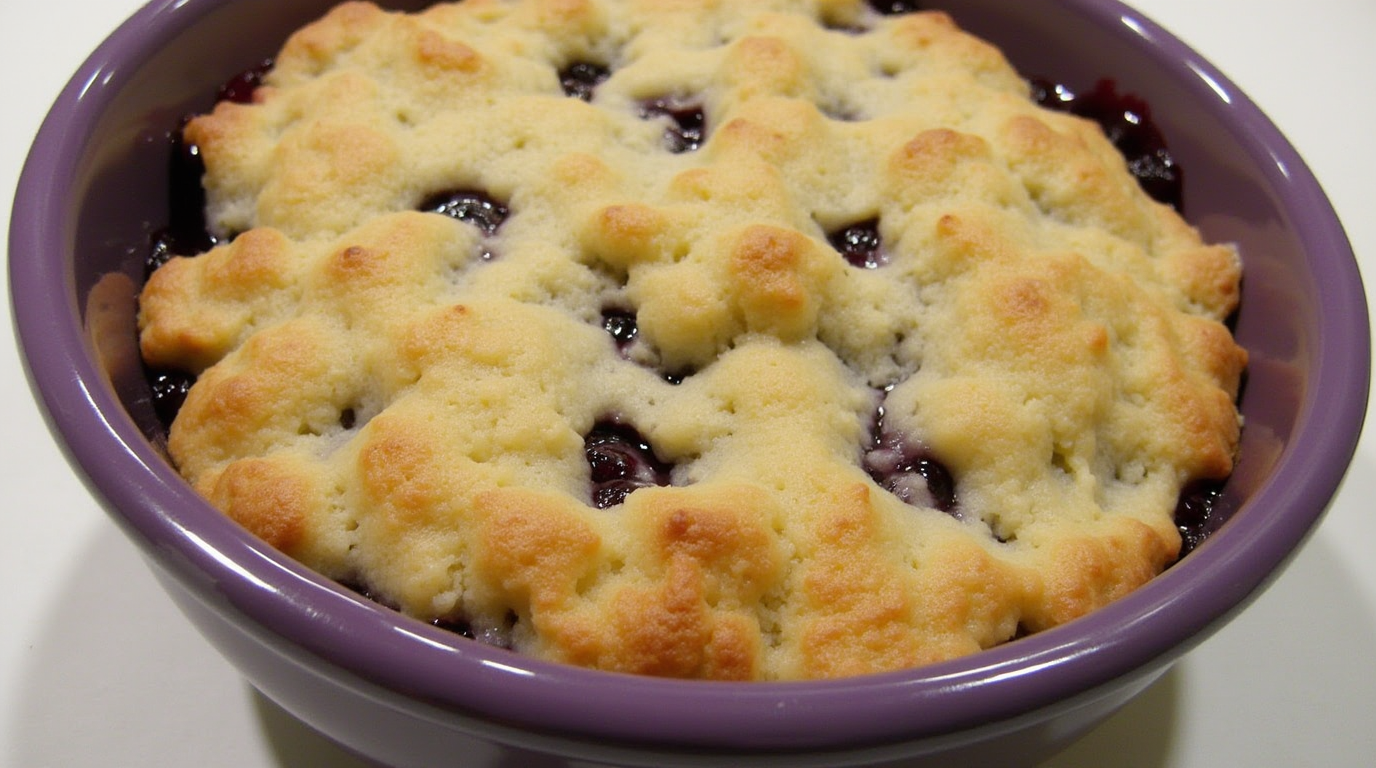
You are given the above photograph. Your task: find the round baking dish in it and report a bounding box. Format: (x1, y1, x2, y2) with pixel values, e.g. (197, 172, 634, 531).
(10, 0, 1369, 765)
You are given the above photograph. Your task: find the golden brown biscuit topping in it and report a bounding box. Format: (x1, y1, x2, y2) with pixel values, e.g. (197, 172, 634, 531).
(139, 0, 1245, 680)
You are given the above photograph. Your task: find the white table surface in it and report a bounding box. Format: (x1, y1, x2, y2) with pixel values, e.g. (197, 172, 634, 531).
(3, 1, 1373, 766)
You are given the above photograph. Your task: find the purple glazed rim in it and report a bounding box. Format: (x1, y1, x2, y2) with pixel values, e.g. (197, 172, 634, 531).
(9, 0, 1370, 754)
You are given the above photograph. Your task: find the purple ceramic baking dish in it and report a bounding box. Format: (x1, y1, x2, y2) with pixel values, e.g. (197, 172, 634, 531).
(9, 0, 1369, 766)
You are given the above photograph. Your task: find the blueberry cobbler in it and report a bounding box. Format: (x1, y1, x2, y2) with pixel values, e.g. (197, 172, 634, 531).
(137, 0, 1246, 680)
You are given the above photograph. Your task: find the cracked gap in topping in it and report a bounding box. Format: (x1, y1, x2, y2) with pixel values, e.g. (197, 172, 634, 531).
(1030, 78, 1076, 110)
(1031, 77, 1183, 210)
(433, 610, 516, 649)
(660, 368, 692, 386)
(1174, 478, 1230, 558)
(419, 189, 510, 259)
(148, 123, 217, 277)
(639, 97, 706, 153)
(559, 60, 610, 101)
(584, 419, 673, 509)
(147, 367, 196, 432)
(867, 0, 923, 14)
(145, 231, 181, 278)
(431, 615, 476, 640)
(347, 578, 514, 648)
(820, 102, 863, 121)
(598, 307, 693, 384)
(339, 407, 357, 430)
(865, 429, 958, 515)
(864, 401, 959, 517)
(216, 59, 274, 105)
(149, 60, 276, 272)
(340, 578, 399, 611)
(826, 217, 887, 268)
(602, 307, 638, 350)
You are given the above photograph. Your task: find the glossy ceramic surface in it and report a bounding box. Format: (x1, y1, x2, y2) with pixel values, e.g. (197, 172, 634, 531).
(9, 0, 1369, 765)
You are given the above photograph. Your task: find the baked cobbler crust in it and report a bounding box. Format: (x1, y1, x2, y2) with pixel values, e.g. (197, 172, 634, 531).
(138, 0, 1245, 680)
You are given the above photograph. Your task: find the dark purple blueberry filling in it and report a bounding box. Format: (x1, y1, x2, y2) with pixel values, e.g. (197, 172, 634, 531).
(1031, 77, 1183, 210)
(430, 615, 478, 640)
(341, 578, 397, 610)
(148, 58, 281, 276)
(864, 399, 958, 515)
(867, 0, 923, 14)
(584, 420, 673, 508)
(216, 58, 274, 105)
(349, 555, 525, 646)
(1174, 478, 1230, 558)
(431, 611, 516, 649)
(639, 97, 706, 153)
(823, 0, 921, 31)
(140, 130, 215, 434)
(147, 367, 196, 432)
(1126, 148, 1182, 210)
(827, 217, 887, 269)
(417, 189, 510, 237)
(145, 230, 185, 278)
(1031, 79, 1075, 110)
(598, 306, 691, 384)
(344, 579, 514, 648)
(602, 307, 639, 349)
(865, 427, 958, 515)
(144, 64, 286, 430)
(559, 61, 610, 101)
(147, 123, 216, 277)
